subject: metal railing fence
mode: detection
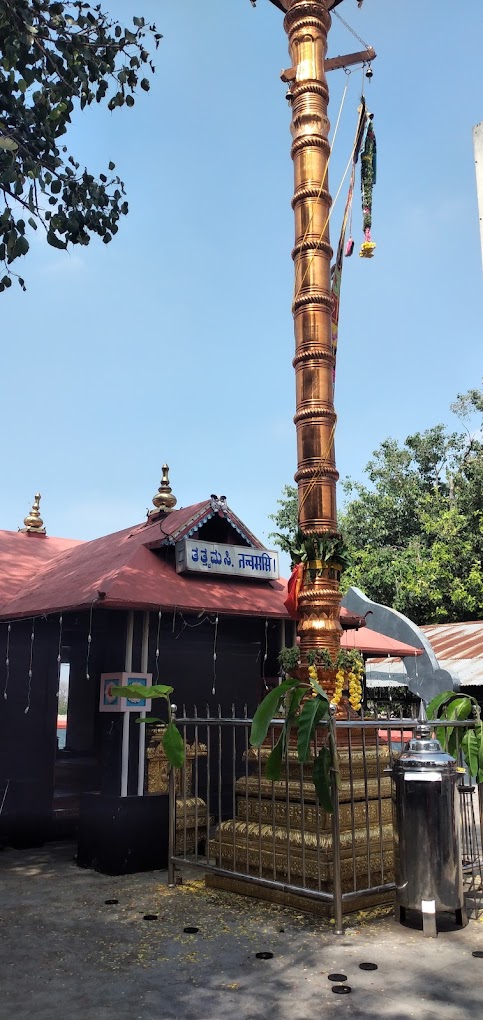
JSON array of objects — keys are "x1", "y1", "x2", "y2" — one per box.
[{"x1": 167, "y1": 706, "x2": 483, "y2": 932}]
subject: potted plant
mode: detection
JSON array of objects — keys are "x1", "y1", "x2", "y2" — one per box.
[{"x1": 250, "y1": 646, "x2": 364, "y2": 812}]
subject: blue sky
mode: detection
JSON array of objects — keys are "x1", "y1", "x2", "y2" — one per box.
[{"x1": 1, "y1": 0, "x2": 482, "y2": 579}]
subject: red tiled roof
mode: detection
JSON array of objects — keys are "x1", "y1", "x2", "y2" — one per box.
[
  {"x1": 0, "y1": 506, "x2": 284, "y2": 621},
  {"x1": 0, "y1": 529, "x2": 80, "y2": 607},
  {"x1": 0, "y1": 503, "x2": 367, "y2": 626}
]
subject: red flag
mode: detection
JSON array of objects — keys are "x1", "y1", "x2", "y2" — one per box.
[{"x1": 284, "y1": 563, "x2": 303, "y2": 619}]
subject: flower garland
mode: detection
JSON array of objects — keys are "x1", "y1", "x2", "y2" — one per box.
[
  {"x1": 359, "y1": 115, "x2": 376, "y2": 259},
  {"x1": 347, "y1": 663, "x2": 364, "y2": 711},
  {"x1": 302, "y1": 648, "x2": 364, "y2": 710}
]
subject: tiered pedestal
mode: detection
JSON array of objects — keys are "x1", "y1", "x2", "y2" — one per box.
[
  {"x1": 206, "y1": 742, "x2": 394, "y2": 917},
  {"x1": 146, "y1": 729, "x2": 209, "y2": 854}
]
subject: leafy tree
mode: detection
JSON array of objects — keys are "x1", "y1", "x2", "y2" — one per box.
[
  {"x1": 270, "y1": 387, "x2": 483, "y2": 624},
  {"x1": 0, "y1": 0, "x2": 161, "y2": 291}
]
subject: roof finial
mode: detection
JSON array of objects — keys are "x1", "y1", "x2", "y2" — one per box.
[
  {"x1": 21, "y1": 492, "x2": 46, "y2": 534},
  {"x1": 149, "y1": 464, "x2": 177, "y2": 516}
]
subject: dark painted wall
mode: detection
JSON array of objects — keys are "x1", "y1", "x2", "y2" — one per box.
[
  {"x1": 0, "y1": 606, "x2": 282, "y2": 843},
  {"x1": 0, "y1": 617, "x2": 59, "y2": 845}
]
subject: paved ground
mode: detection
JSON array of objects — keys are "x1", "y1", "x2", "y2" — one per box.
[{"x1": 1, "y1": 841, "x2": 483, "y2": 1020}]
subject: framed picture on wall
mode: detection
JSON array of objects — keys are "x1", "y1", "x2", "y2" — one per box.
[{"x1": 99, "y1": 672, "x2": 152, "y2": 712}]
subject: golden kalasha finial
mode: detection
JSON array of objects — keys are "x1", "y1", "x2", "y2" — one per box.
[
  {"x1": 21, "y1": 492, "x2": 46, "y2": 534},
  {"x1": 149, "y1": 464, "x2": 177, "y2": 516}
]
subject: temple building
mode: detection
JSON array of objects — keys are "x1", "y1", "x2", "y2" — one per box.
[{"x1": 0, "y1": 469, "x2": 422, "y2": 851}]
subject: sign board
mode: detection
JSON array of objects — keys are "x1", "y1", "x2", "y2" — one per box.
[
  {"x1": 99, "y1": 672, "x2": 152, "y2": 713},
  {"x1": 175, "y1": 539, "x2": 279, "y2": 580}
]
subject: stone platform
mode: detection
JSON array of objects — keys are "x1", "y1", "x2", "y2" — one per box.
[{"x1": 208, "y1": 743, "x2": 395, "y2": 916}]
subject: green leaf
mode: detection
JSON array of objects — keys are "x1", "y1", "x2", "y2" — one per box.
[
  {"x1": 280, "y1": 686, "x2": 305, "y2": 757},
  {"x1": 46, "y1": 232, "x2": 67, "y2": 250},
  {"x1": 436, "y1": 697, "x2": 473, "y2": 756},
  {"x1": 50, "y1": 179, "x2": 62, "y2": 194},
  {"x1": 265, "y1": 733, "x2": 284, "y2": 781},
  {"x1": 284, "y1": 686, "x2": 305, "y2": 728},
  {"x1": 149, "y1": 684, "x2": 174, "y2": 698},
  {"x1": 477, "y1": 723, "x2": 483, "y2": 784},
  {"x1": 250, "y1": 679, "x2": 299, "y2": 747},
  {"x1": 110, "y1": 684, "x2": 147, "y2": 700},
  {"x1": 313, "y1": 746, "x2": 333, "y2": 813},
  {"x1": 13, "y1": 236, "x2": 29, "y2": 258},
  {"x1": 135, "y1": 715, "x2": 161, "y2": 725},
  {"x1": 308, "y1": 676, "x2": 330, "y2": 701},
  {"x1": 461, "y1": 729, "x2": 479, "y2": 778},
  {"x1": 297, "y1": 697, "x2": 329, "y2": 763},
  {"x1": 427, "y1": 691, "x2": 463, "y2": 718},
  {"x1": 162, "y1": 722, "x2": 185, "y2": 768},
  {"x1": 0, "y1": 136, "x2": 18, "y2": 151}
]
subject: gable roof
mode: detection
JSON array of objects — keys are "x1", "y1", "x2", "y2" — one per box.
[
  {"x1": 0, "y1": 501, "x2": 366, "y2": 627},
  {"x1": 142, "y1": 501, "x2": 263, "y2": 549},
  {"x1": 0, "y1": 503, "x2": 283, "y2": 621}
]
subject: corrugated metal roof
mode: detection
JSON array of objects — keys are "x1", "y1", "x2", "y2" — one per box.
[
  {"x1": 367, "y1": 623, "x2": 483, "y2": 687},
  {"x1": 432, "y1": 657, "x2": 483, "y2": 685},
  {"x1": 366, "y1": 676, "x2": 408, "y2": 689},
  {"x1": 421, "y1": 622, "x2": 483, "y2": 686},
  {"x1": 421, "y1": 622, "x2": 483, "y2": 660}
]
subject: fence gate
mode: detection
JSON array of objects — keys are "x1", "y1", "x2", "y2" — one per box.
[{"x1": 168, "y1": 707, "x2": 483, "y2": 930}]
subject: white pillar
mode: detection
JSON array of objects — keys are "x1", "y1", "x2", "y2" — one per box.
[
  {"x1": 137, "y1": 611, "x2": 150, "y2": 795},
  {"x1": 121, "y1": 610, "x2": 134, "y2": 797}
]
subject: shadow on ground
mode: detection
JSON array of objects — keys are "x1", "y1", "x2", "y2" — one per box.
[{"x1": 1, "y1": 842, "x2": 483, "y2": 1020}]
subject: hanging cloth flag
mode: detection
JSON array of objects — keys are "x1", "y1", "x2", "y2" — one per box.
[
  {"x1": 331, "y1": 99, "x2": 368, "y2": 382},
  {"x1": 331, "y1": 163, "x2": 355, "y2": 381},
  {"x1": 359, "y1": 115, "x2": 376, "y2": 257},
  {"x1": 283, "y1": 562, "x2": 304, "y2": 619}
]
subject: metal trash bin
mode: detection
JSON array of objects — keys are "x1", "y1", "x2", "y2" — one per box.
[{"x1": 389, "y1": 702, "x2": 467, "y2": 937}]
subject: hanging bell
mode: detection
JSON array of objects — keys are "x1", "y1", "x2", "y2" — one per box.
[
  {"x1": 365, "y1": 65, "x2": 373, "y2": 81},
  {"x1": 285, "y1": 87, "x2": 293, "y2": 103}
]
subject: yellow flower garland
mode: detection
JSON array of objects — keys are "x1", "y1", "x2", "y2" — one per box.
[{"x1": 307, "y1": 657, "x2": 364, "y2": 710}]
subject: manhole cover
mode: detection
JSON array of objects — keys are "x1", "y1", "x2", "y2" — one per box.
[
  {"x1": 256, "y1": 952, "x2": 274, "y2": 960},
  {"x1": 472, "y1": 951, "x2": 483, "y2": 958},
  {"x1": 359, "y1": 962, "x2": 378, "y2": 971},
  {"x1": 328, "y1": 974, "x2": 347, "y2": 982},
  {"x1": 183, "y1": 926, "x2": 199, "y2": 934},
  {"x1": 143, "y1": 914, "x2": 158, "y2": 921},
  {"x1": 332, "y1": 985, "x2": 351, "y2": 994},
  {"x1": 104, "y1": 899, "x2": 118, "y2": 905}
]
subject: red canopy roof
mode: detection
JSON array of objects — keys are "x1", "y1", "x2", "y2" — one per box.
[{"x1": 341, "y1": 626, "x2": 422, "y2": 658}]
